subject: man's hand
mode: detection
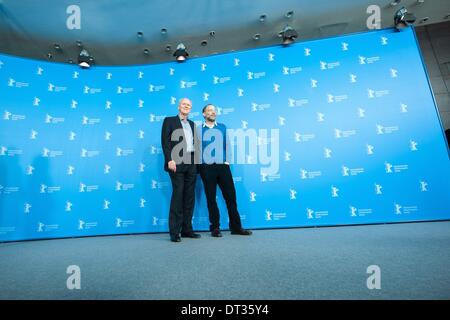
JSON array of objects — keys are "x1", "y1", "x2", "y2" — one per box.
[{"x1": 168, "y1": 160, "x2": 176, "y2": 172}]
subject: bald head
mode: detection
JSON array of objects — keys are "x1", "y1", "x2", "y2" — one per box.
[
  {"x1": 179, "y1": 98, "x2": 192, "y2": 106},
  {"x1": 178, "y1": 98, "x2": 192, "y2": 119}
]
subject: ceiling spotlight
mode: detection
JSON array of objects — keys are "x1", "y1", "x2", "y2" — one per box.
[
  {"x1": 280, "y1": 25, "x2": 298, "y2": 45},
  {"x1": 76, "y1": 40, "x2": 82, "y2": 47},
  {"x1": 78, "y1": 49, "x2": 93, "y2": 68},
  {"x1": 173, "y1": 43, "x2": 188, "y2": 62},
  {"x1": 253, "y1": 33, "x2": 261, "y2": 40},
  {"x1": 285, "y1": 11, "x2": 294, "y2": 18},
  {"x1": 161, "y1": 28, "x2": 167, "y2": 34},
  {"x1": 46, "y1": 53, "x2": 53, "y2": 60},
  {"x1": 143, "y1": 48, "x2": 150, "y2": 55},
  {"x1": 68, "y1": 59, "x2": 74, "y2": 64},
  {"x1": 54, "y1": 43, "x2": 62, "y2": 51},
  {"x1": 201, "y1": 40, "x2": 208, "y2": 46},
  {"x1": 394, "y1": 7, "x2": 416, "y2": 29},
  {"x1": 165, "y1": 44, "x2": 172, "y2": 52},
  {"x1": 390, "y1": 0, "x2": 401, "y2": 6},
  {"x1": 137, "y1": 31, "x2": 144, "y2": 38},
  {"x1": 419, "y1": 17, "x2": 429, "y2": 23},
  {"x1": 259, "y1": 14, "x2": 267, "y2": 22},
  {"x1": 416, "y1": 0, "x2": 425, "y2": 4},
  {"x1": 445, "y1": 13, "x2": 450, "y2": 20},
  {"x1": 209, "y1": 31, "x2": 216, "y2": 37}
]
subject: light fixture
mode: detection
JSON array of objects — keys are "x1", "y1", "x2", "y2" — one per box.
[
  {"x1": 173, "y1": 43, "x2": 188, "y2": 62},
  {"x1": 285, "y1": 11, "x2": 294, "y2": 18},
  {"x1": 54, "y1": 43, "x2": 62, "y2": 51},
  {"x1": 394, "y1": 7, "x2": 416, "y2": 29},
  {"x1": 76, "y1": 40, "x2": 82, "y2": 47},
  {"x1": 419, "y1": 17, "x2": 429, "y2": 23},
  {"x1": 280, "y1": 25, "x2": 298, "y2": 45},
  {"x1": 46, "y1": 53, "x2": 53, "y2": 60},
  {"x1": 201, "y1": 40, "x2": 208, "y2": 46},
  {"x1": 143, "y1": 48, "x2": 150, "y2": 55},
  {"x1": 253, "y1": 33, "x2": 261, "y2": 41},
  {"x1": 161, "y1": 28, "x2": 167, "y2": 34},
  {"x1": 390, "y1": 0, "x2": 401, "y2": 6},
  {"x1": 78, "y1": 49, "x2": 93, "y2": 68},
  {"x1": 445, "y1": 13, "x2": 450, "y2": 20},
  {"x1": 209, "y1": 31, "x2": 216, "y2": 37},
  {"x1": 137, "y1": 31, "x2": 143, "y2": 38},
  {"x1": 259, "y1": 14, "x2": 267, "y2": 22},
  {"x1": 165, "y1": 44, "x2": 172, "y2": 52}
]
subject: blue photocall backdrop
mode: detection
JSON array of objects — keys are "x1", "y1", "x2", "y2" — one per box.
[{"x1": 1, "y1": 27, "x2": 449, "y2": 242}]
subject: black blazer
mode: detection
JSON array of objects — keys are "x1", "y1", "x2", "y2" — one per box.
[{"x1": 161, "y1": 115, "x2": 200, "y2": 172}]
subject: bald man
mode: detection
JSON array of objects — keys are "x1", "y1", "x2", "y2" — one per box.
[{"x1": 161, "y1": 98, "x2": 201, "y2": 242}]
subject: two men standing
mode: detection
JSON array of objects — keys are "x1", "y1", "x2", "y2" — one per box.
[{"x1": 160, "y1": 98, "x2": 251, "y2": 242}]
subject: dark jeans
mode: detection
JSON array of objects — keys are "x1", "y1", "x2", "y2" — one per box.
[
  {"x1": 199, "y1": 164, "x2": 242, "y2": 232},
  {"x1": 168, "y1": 163, "x2": 197, "y2": 237}
]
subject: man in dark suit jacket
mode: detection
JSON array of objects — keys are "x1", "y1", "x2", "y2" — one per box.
[{"x1": 161, "y1": 98, "x2": 201, "y2": 242}]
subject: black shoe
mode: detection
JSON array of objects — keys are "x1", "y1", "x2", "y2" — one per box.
[
  {"x1": 211, "y1": 229, "x2": 223, "y2": 237},
  {"x1": 170, "y1": 235, "x2": 181, "y2": 242},
  {"x1": 181, "y1": 232, "x2": 201, "y2": 239},
  {"x1": 231, "y1": 228, "x2": 252, "y2": 236}
]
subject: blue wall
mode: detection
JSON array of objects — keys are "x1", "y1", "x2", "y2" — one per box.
[{"x1": 1, "y1": 27, "x2": 449, "y2": 242}]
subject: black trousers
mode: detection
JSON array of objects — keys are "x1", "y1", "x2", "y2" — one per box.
[
  {"x1": 168, "y1": 163, "x2": 197, "y2": 237},
  {"x1": 199, "y1": 164, "x2": 242, "y2": 232}
]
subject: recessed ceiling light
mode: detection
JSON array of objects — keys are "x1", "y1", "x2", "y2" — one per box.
[
  {"x1": 253, "y1": 33, "x2": 261, "y2": 40},
  {"x1": 209, "y1": 31, "x2": 215, "y2": 37},
  {"x1": 173, "y1": 43, "x2": 188, "y2": 62},
  {"x1": 285, "y1": 11, "x2": 294, "y2": 18},
  {"x1": 161, "y1": 28, "x2": 167, "y2": 34},
  {"x1": 419, "y1": 17, "x2": 429, "y2": 23},
  {"x1": 280, "y1": 25, "x2": 298, "y2": 45},
  {"x1": 201, "y1": 40, "x2": 208, "y2": 46},
  {"x1": 165, "y1": 44, "x2": 171, "y2": 52},
  {"x1": 54, "y1": 43, "x2": 61, "y2": 51},
  {"x1": 78, "y1": 49, "x2": 93, "y2": 68},
  {"x1": 394, "y1": 7, "x2": 416, "y2": 29},
  {"x1": 143, "y1": 48, "x2": 150, "y2": 55},
  {"x1": 137, "y1": 31, "x2": 143, "y2": 38},
  {"x1": 47, "y1": 53, "x2": 53, "y2": 60},
  {"x1": 76, "y1": 40, "x2": 82, "y2": 47},
  {"x1": 259, "y1": 14, "x2": 267, "y2": 22},
  {"x1": 390, "y1": 0, "x2": 401, "y2": 6}
]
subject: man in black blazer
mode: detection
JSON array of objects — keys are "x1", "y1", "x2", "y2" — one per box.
[{"x1": 161, "y1": 98, "x2": 201, "y2": 242}]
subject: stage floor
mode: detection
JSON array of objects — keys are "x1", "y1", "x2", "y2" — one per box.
[{"x1": 1, "y1": 221, "x2": 449, "y2": 300}]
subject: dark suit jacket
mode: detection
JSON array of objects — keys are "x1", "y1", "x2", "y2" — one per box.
[{"x1": 161, "y1": 115, "x2": 200, "y2": 172}]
